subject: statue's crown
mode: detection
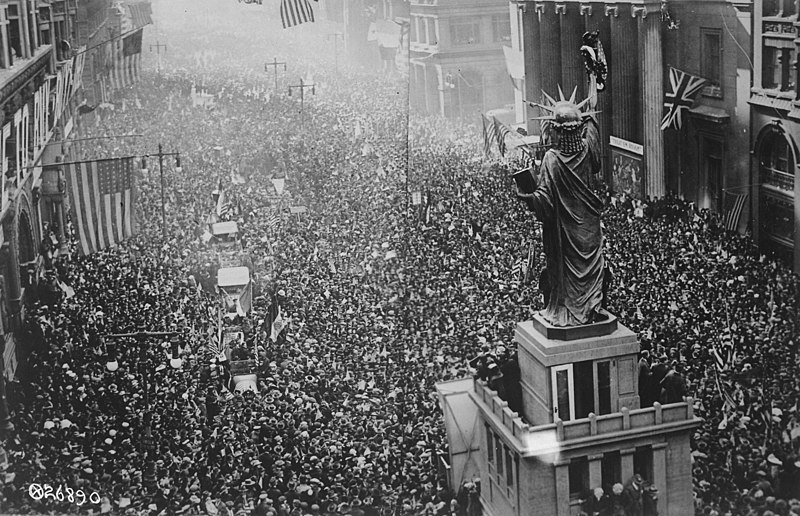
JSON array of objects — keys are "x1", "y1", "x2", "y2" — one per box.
[{"x1": 530, "y1": 86, "x2": 599, "y2": 132}]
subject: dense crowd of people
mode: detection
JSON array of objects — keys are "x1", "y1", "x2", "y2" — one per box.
[{"x1": 0, "y1": 0, "x2": 798, "y2": 515}]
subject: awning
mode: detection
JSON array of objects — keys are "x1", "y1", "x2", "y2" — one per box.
[
  {"x1": 688, "y1": 105, "x2": 730, "y2": 125},
  {"x1": 217, "y1": 266, "x2": 250, "y2": 288}
]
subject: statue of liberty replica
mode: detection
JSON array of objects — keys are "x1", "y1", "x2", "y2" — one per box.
[{"x1": 515, "y1": 87, "x2": 605, "y2": 327}]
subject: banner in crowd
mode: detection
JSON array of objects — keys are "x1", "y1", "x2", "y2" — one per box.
[{"x1": 65, "y1": 157, "x2": 138, "y2": 256}]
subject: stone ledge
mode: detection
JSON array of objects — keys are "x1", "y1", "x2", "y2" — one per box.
[{"x1": 531, "y1": 308, "x2": 618, "y2": 341}]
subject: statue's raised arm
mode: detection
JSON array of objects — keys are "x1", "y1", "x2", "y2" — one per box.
[{"x1": 516, "y1": 88, "x2": 605, "y2": 327}]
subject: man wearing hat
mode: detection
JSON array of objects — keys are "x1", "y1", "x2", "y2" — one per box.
[{"x1": 623, "y1": 474, "x2": 646, "y2": 516}]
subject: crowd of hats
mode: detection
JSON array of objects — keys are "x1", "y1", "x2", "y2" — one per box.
[{"x1": 0, "y1": 3, "x2": 799, "y2": 516}]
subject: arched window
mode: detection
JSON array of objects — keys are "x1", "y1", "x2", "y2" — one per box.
[
  {"x1": 760, "y1": 131, "x2": 795, "y2": 191},
  {"x1": 17, "y1": 210, "x2": 35, "y2": 288}
]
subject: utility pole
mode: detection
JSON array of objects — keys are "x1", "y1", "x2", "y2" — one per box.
[
  {"x1": 325, "y1": 33, "x2": 344, "y2": 71},
  {"x1": 149, "y1": 41, "x2": 167, "y2": 72},
  {"x1": 264, "y1": 57, "x2": 287, "y2": 92},
  {"x1": 103, "y1": 329, "x2": 181, "y2": 486},
  {"x1": 287, "y1": 78, "x2": 315, "y2": 130},
  {"x1": 141, "y1": 145, "x2": 181, "y2": 240}
]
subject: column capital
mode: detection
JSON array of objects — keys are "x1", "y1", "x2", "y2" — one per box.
[
  {"x1": 555, "y1": 3, "x2": 567, "y2": 15},
  {"x1": 534, "y1": 2, "x2": 546, "y2": 18},
  {"x1": 605, "y1": 4, "x2": 619, "y2": 17},
  {"x1": 580, "y1": 3, "x2": 593, "y2": 17},
  {"x1": 632, "y1": 5, "x2": 648, "y2": 18}
]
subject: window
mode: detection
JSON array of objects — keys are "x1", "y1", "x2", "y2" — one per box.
[
  {"x1": 701, "y1": 29, "x2": 722, "y2": 97},
  {"x1": 762, "y1": 46, "x2": 796, "y2": 92},
  {"x1": 760, "y1": 131, "x2": 795, "y2": 191},
  {"x1": 450, "y1": 18, "x2": 480, "y2": 46},
  {"x1": 601, "y1": 452, "x2": 621, "y2": 491},
  {"x1": 7, "y1": 3, "x2": 23, "y2": 64},
  {"x1": 486, "y1": 426, "x2": 493, "y2": 463},
  {"x1": 568, "y1": 457, "x2": 589, "y2": 499},
  {"x1": 597, "y1": 361, "x2": 612, "y2": 415},
  {"x1": 634, "y1": 446, "x2": 653, "y2": 482},
  {"x1": 764, "y1": 0, "x2": 792, "y2": 17},
  {"x1": 495, "y1": 435, "x2": 503, "y2": 478},
  {"x1": 427, "y1": 18, "x2": 437, "y2": 46},
  {"x1": 492, "y1": 15, "x2": 511, "y2": 43},
  {"x1": 504, "y1": 447, "x2": 514, "y2": 487}
]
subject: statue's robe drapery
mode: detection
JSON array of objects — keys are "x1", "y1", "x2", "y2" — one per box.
[{"x1": 528, "y1": 122, "x2": 604, "y2": 326}]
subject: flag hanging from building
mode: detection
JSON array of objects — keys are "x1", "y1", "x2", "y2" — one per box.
[
  {"x1": 481, "y1": 114, "x2": 498, "y2": 157},
  {"x1": 502, "y1": 46, "x2": 525, "y2": 92},
  {"x1": 661, "y1": 67, "x2": 708, "y2": 130},
  {"x1": 724, "y1": 192, "x2": 748, "y2": 232},
  {"x1": 280, "y1": 0, "x2": 318, "y2": 29},
  {"x1": 65, "y1": 158, "x2": 138, "y2": 256},
  {"x1": 124, "y1": 1, "x2": 153, "y2": 29},
  {"x1": 493, "y1": 117, "x2": 511, "y2": 156}
]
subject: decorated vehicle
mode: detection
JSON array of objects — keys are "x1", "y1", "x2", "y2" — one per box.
[
  {"x1": 216, "y1": 325, "x2": 258, "y2": 393},
  {"x1": 217, "y1": 266, "x2": 253, "y2": 317}
]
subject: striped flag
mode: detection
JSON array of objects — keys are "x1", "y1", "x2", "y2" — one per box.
[
  {"x1": 265, "y1": 213, "x2": 280, "y2": 231},
  {"x1": 216, "y1": 179, "x2": 232, "y2": 219},
  {"x1": 65, "y1": 158, "x2": 138, "y2": 256},
  {"x1": 493, "y1": 117, "x2": 511, "y2": 156},
  {"x1": 724, "y1": 192, "x2": 747, "y2": 232},
  {"x1": 661, "y1": 67, "x2": 707, "y2": 130},
  {"x1": 481, "y1": 114, "x2": 498, "y2": 157},
  {"x1": 280, "y1": 0, "x2": 318, "y2": 29}
]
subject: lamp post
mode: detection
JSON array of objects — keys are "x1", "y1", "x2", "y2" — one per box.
[
  {"x1": 288, "y1": 78, "x2": 315, "y2": 130},
  {"x1": 149, "y1": 41, "x2": 167, "y2": 73},
  {"x1": 141, "y1": 144, "x2": 181, "y2": 240},
  {"x1": 103, "y1": 329, "x2": 181, "y2": 487},
  {"x1": 264, "y1": 58, "x2": 287, "y2": 92},
  {"x1": 325, "y1": 33, "x2": 344, "y2": 71}
]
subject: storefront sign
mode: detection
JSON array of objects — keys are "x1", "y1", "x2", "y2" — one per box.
[{"x1": 610, "y1": 136, "x2": 644, "y2": 155}]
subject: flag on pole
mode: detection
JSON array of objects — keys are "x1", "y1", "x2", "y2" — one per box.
[
  {"x1": 724, "y1": 192, "x2": 748, "y2": 232},
  {"x1": 216, "y1": 178, "x2": 231, "y2": 219},
  {"x1": 661, "y1": 67, "x2": 708, "y2": 130},
  {"x1": 65, "y1": 158, "x2": 138, "y2": 256},
  {"x1": 270, "y1": 305, "x2": 286, "y2": 342},
  {"x1": 280, "y1": 0, "x2": 318, "y2": 29},
  {"x1": 493, "y1": 117, "x2": 510, "y2": 156},
  {"x1": 481, "y1": 114, "x2": 497, "y2": 157}
]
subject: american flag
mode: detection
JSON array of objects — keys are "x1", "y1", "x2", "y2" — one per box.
[
  {"x1": 65, "y1": 158, "x2": 138, "y2": 256},
  {"x1": 265, "y1": 213, "x2": 280, "y2": 231},
  {"x1": 216, "y1": 179, "x2": 232, "y2": 219},
  {"x1": 493, "y1": 117, "x2": 511, "y2": 156},
  {"x1": 481, "y1": 114, "x2": 498, "y2": 157},
  {"x1": 661, "y1": 67, "x2": 707, "y2": 130},
  {"x1": 724, "y1": 192, "x2": 748, "y2": 232},
  {"x1": 280, "y1": 0, "x2": 318, "y2": 29},
  {"x1": 110, "y1": 29, "x2": 143, "y2": 90}
]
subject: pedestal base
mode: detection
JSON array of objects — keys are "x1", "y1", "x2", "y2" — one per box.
[{"x1": 532, "y1": 309, "x2": 618, "y2": 341}]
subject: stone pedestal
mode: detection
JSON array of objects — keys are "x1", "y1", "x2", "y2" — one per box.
[{"x1": 516, "y1": 313, "x2": 640, "y2": 426}]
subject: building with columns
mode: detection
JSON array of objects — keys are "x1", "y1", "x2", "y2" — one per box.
[
  {"x1": 0, "y1": 0, "x2": 87, "y2": 427},
  {"x1": 749, "y1": 0, "x2": 800, "y2": 272},
  {"x1": 509, "y1": 0, "x2": 752, "y2": 213},
  {"x1": 409, "y1": 0, "x2": 514, "y2": 120}
]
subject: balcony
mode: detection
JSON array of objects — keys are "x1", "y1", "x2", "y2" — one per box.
[
  {"x1": 472, "y1": 379, "x2": 701, "y2": 457},
  {"x1": 0, "y1": 45, "x2": 53, "y2": 102}
]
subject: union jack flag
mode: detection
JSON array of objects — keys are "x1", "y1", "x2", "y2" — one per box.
[{"x1": 661, "y1": 67, "x2": 708, "y2": 130}]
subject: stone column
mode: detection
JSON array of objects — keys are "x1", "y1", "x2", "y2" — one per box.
[
  {"x1": 521, "y1": 4, "x2": 542, "y2": 134},
  {"x1": 609, "y1": 5, "x2": 640, "y2": 143},
  {"x1": 554, "y1": 460, "x2": 571, "y2": 516},
  {"x1": 620, "y1": 447, "x2": 636, "y2": 482},
  {"x1": 1, "y1": 221, "x2": 21, "y2": 315},
  {"x1": 560, "y1": 6, "x2": 585, "y2": 98},
  {"x1": 588, "y1": 453, "x2": 603, "y2": 490},
  {"x1": 638, "y1": 6, "x2": 665, "y2": 199},
  {"x1": 538, "y1": 4, "x2": 562, "y2": 97},
  {"x1": 653, "y1": 443, "x2": 668, "y2": 516}
]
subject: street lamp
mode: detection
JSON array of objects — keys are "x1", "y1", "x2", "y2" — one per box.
[
  {"x1": 140, "y1": 145, "x2": 182, "y2": 240},
  {"x1": 169, "y1": 336, "x2": 182, "y2": 370},
  {"x1": 105, "y1": 339, "x2": 119, "y2": 372}
]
